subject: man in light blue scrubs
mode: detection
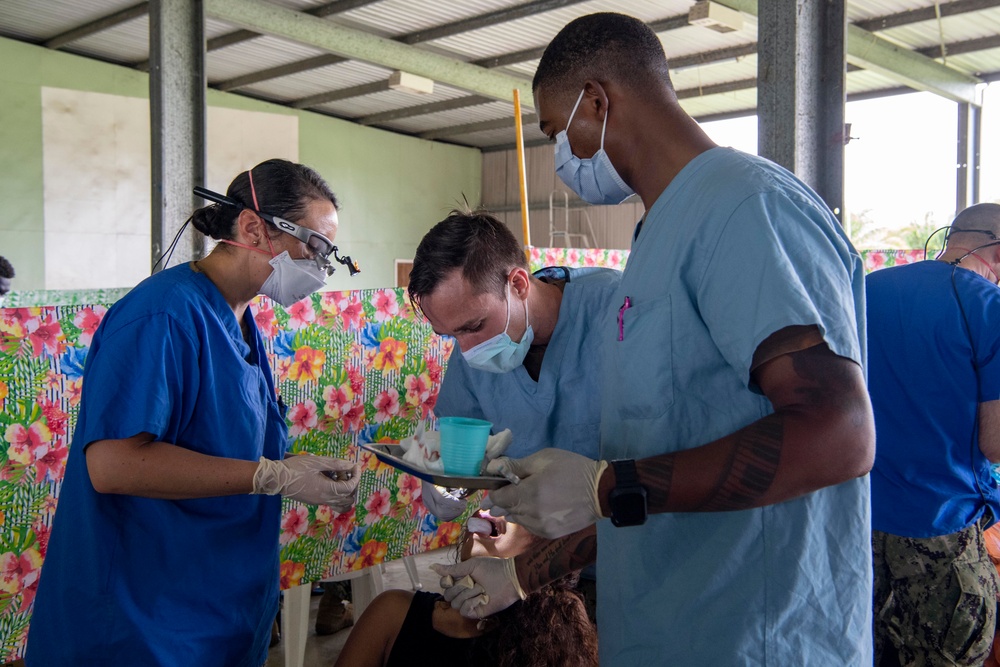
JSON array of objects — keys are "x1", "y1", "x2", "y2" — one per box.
[
  {"x1": 435, "y1": 14, "x2": 875, "y2": 666},
  {"x1": 407, "y1": 210, "x2": 620, "y2": 501}
]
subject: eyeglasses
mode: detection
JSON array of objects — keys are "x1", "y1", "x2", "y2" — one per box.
[{"x1": 194, "y1": 186, "x2": 360, "y2": 277}]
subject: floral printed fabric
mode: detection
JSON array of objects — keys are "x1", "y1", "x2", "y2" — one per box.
[
  {"x1": 0, "y1": 288, "x2": 464, "y2": 662},
  {"x1": 527, "y1": 246, "x2": 926, "y2": 275}
]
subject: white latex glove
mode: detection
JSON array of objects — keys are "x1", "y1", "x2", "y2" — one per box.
[
  {"x1": 482, "y1": 448, "x2": 608, "y2": 539},
  {"x1": 252, "y1": 455, "x2": 360, "y2": 511},
  {"x1": 420, "y1": 481, "x2": 467, "y2": 521},
  {"x1": 483, "y1": 429, "x2": 514, "y2": 463},
  {"x1": 430, "y1": 558, "x2": 525, "y2": 619}
]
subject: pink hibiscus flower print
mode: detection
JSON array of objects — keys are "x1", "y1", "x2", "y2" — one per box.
[
  {"x1": 331, "y1": 506, "x2": 356, "y2": 535},
  {"x1": 26, "y1": 315, "x2": 64, "y2": 358},
  {"x1": 364, "y1": 488, "x2": 391, "y2": 524},
  {"x1": 396, "y1": 473, "x2": 421, "y2": 505},
  {"x1": 347, "y1": 366, "x2": 365, "y2": 395},
  {"x1": 373, "y1": 289, "x2": 399, "y2": 322},
  {"x1": 33, "y1": 439, "x2": 69, "y2": 483},
  {"x1": 6, "y1": 421, "x2": 52, "y2": 466},
  {"x1": 322, "y1": 383, "x2": 354, "y2": 419},
  {"x1": 287, "y1": 300, "x2": 316, "y2": 330},
  {"x1": 341, "y1": 402, "x2": 365, "y2": 433},
  {"x1": 338, "y1": 294, "x2": 365, "y2": 331},
  {"x1": 373, "y1": 389, "x2": 401, "y2": 422},
  {"x1": 253, "y1": 303, "x2": 277, "y2": 338},
  {"x1": 280, "y1": 507, "x2": 310, "y2": 545},
  {"x1": 37, "y1": 398, "x2": 69, "y2": 437},
  {"x1": 0, "y1": 548, "x2": 43, "y2": 612},
  {"x1": 73, "y1": 305, "x2": 107, "y2": 346},
  {"x1": 288, "y1": 400, "x2": 318, "y2": 437}
]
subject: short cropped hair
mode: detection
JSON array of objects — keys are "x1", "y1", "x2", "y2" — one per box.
[
  {"x1": 0, "y1": 257, "x2": 13, "y2": 280},
  {"x1": 532, "y1": 12, "x2": 672, "y2": 96},
  {"x1": 948, "y1": 203, "x2": 1000, "y2": 242},
  {"x1": 408, "y1": 210, "x2": 527, "y2": 309}
]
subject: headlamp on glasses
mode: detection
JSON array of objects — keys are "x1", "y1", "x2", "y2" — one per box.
[{"x1": 193, "y1": 186, "x2": 360, "y2": 277}]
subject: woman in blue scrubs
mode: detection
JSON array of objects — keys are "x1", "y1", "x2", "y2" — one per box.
[{"x1": 26, "y1": 159, "x2": 360, "y2": 667}]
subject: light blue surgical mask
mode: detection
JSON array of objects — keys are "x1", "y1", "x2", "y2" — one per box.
[
  {"x1": 462, "y1": 283, "x2": 534, "y2": 374},
  {"x1": 554, "y1": 89, "x2": 635, "y2": 206}
]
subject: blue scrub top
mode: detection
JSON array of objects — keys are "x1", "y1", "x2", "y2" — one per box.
[
  {"x1": 868, "y1": 261, "x2": 1000, "y2": 537},
  {"x1": 26, "y1": 264, "x2": 288, "y2": 667},
  {"x1": 435, "y1": 267, "x2": 620, "y2": 459},
  {"x1": 596, "y1": 147, "x2": 871, "y2": 666}
]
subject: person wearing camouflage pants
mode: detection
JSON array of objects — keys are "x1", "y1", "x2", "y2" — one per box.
[
  {"x1": 873, "y1": 520, "x2": 1000, "y2": 666},
  {"x1": 867, "y1": 204, "x2": 1000, "y2": 667}
]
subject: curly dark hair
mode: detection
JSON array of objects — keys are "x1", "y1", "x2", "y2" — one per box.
[
  {"x1": 452, "y1": 532, "x2": 598, "y2": 667},
  {"x1": 476, "y1": 573, "x2": 598, "y2": 667}
]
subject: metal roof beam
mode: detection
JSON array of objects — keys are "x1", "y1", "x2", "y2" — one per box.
[
  {"x1": 398, "y1": 0, "x2": 590, "y2": 45},
  {"x1": 205, "y1": 0, "x2": 383, "y2": 52},
  {"x1": 918, "y1": 34, "x2": 1000, "y2": 59},
  {"x1": 44, "y1": 2, "x2": 149, "y2": 50},
  {"x1": 357, "y1": 95, "x2": 492, "y2": 125},
  {"x1": 716, "y1": 0, "x2": 981, "y2": 104},
  {"x1": 215, "y1": 53, "x2": 346, "y2": 92},
  {"x1": 420, "y1": 114, "x2": 538, "y2": 140},
  {"x1": 205, "y1": 0, "x2": 534, "y2": 105},
  {"x1": 854, "y1": 0, "x2": 1000, "y2": 32},
  {"x1": 290, "y1": 80, "x2": 388, "y2": 108},
  {"x1": 217, "y1": 0, "x2": 581, "y2": 97}
]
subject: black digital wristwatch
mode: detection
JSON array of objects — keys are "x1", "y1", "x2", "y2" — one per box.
[{"x1": 608, "y1": 459, "x2": 648, "y2": 527}]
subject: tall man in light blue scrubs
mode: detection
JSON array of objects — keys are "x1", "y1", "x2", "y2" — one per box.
[{"x1": 435, "y1": 13, "x2": 876, "y2": 666}]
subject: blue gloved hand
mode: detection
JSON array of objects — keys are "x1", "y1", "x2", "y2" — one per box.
[{"x1": 482, "y1": 448, "x2": 608, "y2": 539}]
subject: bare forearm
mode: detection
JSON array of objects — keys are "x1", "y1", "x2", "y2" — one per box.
[
  {"x1": 599, "y1": 350, "x2": 875, "y2": 515},
  {"x1": 514, "y1": 525, "x2": 597, "y2": 592},
  {"x1": 86, "y1": 436, "x2": 259, "y2": 499}
]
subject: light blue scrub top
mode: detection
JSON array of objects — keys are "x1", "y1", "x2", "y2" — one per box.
[
  {"x1": 27, "y1": 264, "x2": 287, "y2": 667},
  {"x1": 435, "y1": 267, "x2": 620, "y2": 459},
  {"x1": 597, "y1": 147, "x2": 871, "y2": 666}
]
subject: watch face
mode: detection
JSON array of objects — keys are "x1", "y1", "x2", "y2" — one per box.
[{"x1": 610, "y1": 489, "x2": 647, "y2": 527}]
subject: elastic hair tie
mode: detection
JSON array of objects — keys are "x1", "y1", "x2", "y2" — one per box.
[{"x1": 248, "y1": 168, "x2": 260, "y2": 210}]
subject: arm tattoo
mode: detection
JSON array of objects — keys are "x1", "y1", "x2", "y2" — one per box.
[
  {"x1": 694, "y1": 415, "x2": 783, "y2": 511},
  {"x1": 518, "y1": 529, "x2": 597, "y2": 592}
]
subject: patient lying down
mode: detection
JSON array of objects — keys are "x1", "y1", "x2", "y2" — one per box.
[{"x1": 333, "y1": 513, "x2": 597, "y2": 667}]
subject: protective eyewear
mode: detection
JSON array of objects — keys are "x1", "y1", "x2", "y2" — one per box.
[{"x1": 193, "y1": 186, "x2": 360, "y2": 277}]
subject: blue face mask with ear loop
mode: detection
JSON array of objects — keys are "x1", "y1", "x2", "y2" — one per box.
[
  {"x1": 554, "y1": 88, "x2": 635, "y2": 205},
  {"x1": 461, "y1": 282, "x2": 535, "y2": 374}
]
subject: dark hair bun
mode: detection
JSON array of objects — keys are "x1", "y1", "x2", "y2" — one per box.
[{"x1": 191, "y1": 204, "x2": 235, "y2": 240}]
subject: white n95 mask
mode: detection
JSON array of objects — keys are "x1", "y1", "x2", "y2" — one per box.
[
  {"x1": 462, "y1": 284, "x2": 534, "y2": 374},
  {"x1": 259, "y1": 251, "x2": 327, "y2": 307},
  {"x1": 554, "y1": 88, "x2": 635, "y2": 206}
]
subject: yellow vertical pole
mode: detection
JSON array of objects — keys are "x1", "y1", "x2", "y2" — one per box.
[{"x1": 512, "y1": 88, "x2": 531, "y2": 257}]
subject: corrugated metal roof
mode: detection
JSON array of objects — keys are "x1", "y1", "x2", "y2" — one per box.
[{"x1": 1, "y1": 0, "x2": 998, "y2": 149}]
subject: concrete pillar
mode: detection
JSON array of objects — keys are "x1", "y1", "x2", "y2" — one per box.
[
  {"x1": 956, "y1": 102, "x2": 982, "y2": 213},
  {"x1": 757, "y1": 0, "x2": 846, "y2": 223},
  {"x1": 149, "y1": 0, "x2": 206, "y2": 270}
]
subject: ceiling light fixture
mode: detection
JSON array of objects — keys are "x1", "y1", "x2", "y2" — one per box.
[
  {"x1": 388, "y1": 71, "x2": 435, "y2": 95},
  {"x1": 688, "y1": 1, "x2": 743, "y2": 34}
]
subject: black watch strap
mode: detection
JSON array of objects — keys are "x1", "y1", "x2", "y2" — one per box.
[{"x1": 612, "y1": 459, "x2": 640, "y2": 486}]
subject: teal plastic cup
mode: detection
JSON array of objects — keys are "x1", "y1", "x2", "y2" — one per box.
[{"x1": 438, "y1": 417, "x2": 492, "y2": 476}]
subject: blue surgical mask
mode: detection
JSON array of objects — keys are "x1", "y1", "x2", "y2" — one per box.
[
  {"x1": 462, "y1": 283, "x2": 534, "y2": 374},
  {"x1": 554, "y1": 89, "x2": 635, "y2": 206}
]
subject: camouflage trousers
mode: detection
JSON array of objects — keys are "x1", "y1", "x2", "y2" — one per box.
[{"x1": 874, "y1": 520, "x2": 1000, "y2": 667}]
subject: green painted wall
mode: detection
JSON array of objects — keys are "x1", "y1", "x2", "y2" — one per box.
[{"x1": 0, "y1": 37, "x2": 482, "y2": 291}]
